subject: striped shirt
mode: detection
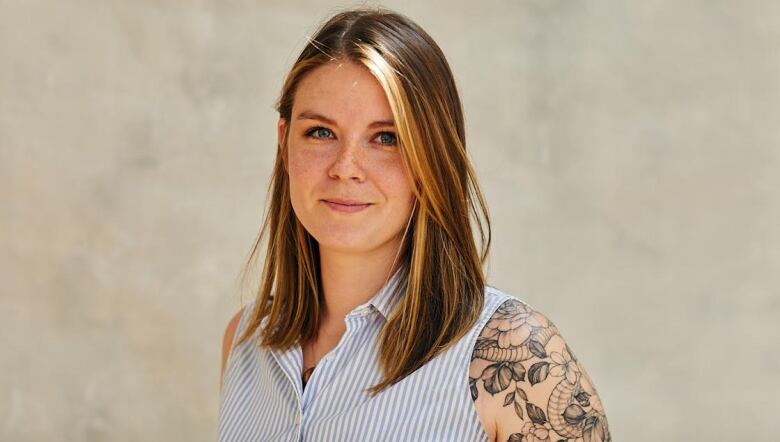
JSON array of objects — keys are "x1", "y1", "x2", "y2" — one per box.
[{"x1": 218, "y1": 266, "x2": 514, "y2": 441}]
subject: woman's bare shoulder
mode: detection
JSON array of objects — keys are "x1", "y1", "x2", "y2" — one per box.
[
  {"x1": 220, "y1": 306, "x2": 247, "y2": 388},
  {"x1": 469, "y1": 297, "x2": 611, "y2": 442}
]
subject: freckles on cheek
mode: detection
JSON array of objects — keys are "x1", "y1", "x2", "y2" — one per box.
[
  {"x1": 288, "y1": 152, "x2": 325, "y2": 202},
  {"x1": 377, "y1": 157, "x2": 413, "y2": 190},
  {"x1": 289, "y1": 151, "x2": 316, "y2": 179}
]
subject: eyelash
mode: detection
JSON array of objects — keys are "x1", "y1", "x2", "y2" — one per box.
[{"x1": 304, "y1": 126, "x2": 398, "y2": 146}]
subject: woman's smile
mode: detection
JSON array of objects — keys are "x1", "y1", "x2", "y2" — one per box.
[{"x1": 321, "y1": 199, "x2": 373, "y2": 213}]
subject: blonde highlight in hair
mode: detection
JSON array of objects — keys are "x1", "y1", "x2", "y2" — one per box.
[{"x1": 234, "y1": 6, "x2": 492, "y2": 396}]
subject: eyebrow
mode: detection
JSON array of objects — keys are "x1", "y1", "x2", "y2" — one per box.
[{"x1": 295, "y1": 110, "x2": 395, "y2": 129}]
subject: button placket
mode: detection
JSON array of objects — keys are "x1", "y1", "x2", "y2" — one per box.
[
  {"x1": 300, "y1": 312, "x2": 375, "y2": 410},
  {"x1": 301, "y1": 320, "x2": 358, "y2": 410}
]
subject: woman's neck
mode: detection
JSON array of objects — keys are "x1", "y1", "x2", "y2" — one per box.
[{"x1": 317, "y1": 243, "x2": 404, "y2": 323}]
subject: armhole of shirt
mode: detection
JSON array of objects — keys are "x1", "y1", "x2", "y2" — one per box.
[
  {"x1": 226, "y1": 300, "x2": 256, "y2": 366},
  {"x1": 465, "y1": 287, "x2": 515, "y2": 382},
  {"x1": 467, "y1": 288, "x2": 536, "y2": 364},
  {"x1": 460, "y1": 287, "x2": 514, "y2": 441}
]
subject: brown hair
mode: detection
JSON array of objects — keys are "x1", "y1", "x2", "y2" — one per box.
[{"x1": 234, "y1": 6, "x2": 491, "y2": 395}]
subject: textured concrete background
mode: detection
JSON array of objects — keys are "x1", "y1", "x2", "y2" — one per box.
[{"x1": 1, "y1": 1, "x2": 778, "y2": 441}]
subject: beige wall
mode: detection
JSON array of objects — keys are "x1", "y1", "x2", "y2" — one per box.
[{"x1": 2, "y1": 1, "x2": 778, "y2": 440}]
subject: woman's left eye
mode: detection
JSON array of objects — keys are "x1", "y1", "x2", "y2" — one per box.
[
  {"x1": 375, "y1": 132, "x2": 397, "y2": 146},
  {"x1": 306, "y1": 127, "x2": 334, "y2": 139}
]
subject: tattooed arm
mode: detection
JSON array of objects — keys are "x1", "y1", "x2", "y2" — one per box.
[{"x1": 469, "y1": 298, "x2": 611, "y2": 442}]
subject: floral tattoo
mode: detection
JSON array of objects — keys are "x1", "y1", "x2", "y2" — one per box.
[{"x1": 470, "y1": 299, "x2": 611, "y2": 442}]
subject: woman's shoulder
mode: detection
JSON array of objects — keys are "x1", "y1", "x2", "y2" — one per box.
[
  {"x1": 470, "y1": 289, "x2": 612, "y2": 441},
  {"x1": 220, "y1": 304, "x2": 250, "y2": 389},
  {"x1": 480, "y1": 286, "x2": 539, "y2": 325},
  {"x1": 220, "y1": 300, "x2": 259, "y2": 360}
]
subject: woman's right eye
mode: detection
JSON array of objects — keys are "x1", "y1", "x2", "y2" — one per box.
[{"x1": 305, "y1": 127, "x2": 334, "y2": 139}]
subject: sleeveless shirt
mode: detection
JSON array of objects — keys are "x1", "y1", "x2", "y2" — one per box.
[{"x1": 218, "y1": 265, "x2": 514, "y2": 442}]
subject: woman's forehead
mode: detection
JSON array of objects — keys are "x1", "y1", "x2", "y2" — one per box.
[{"x1": 292, "y1": 61, "x2": 394, "y2": 125}]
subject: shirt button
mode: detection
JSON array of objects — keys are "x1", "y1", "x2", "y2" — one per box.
[{"x1": 294, "y1": 414, "x2": 301, "y2": 424}]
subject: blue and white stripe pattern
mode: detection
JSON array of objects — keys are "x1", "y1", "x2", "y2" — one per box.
[{"x1": 218, "y1": 265, "x2": 514, "y2": 441}]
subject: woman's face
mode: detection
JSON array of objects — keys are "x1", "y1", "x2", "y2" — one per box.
[{"x1": 278, "y1": 60, "x2": 415, "y2": 257}]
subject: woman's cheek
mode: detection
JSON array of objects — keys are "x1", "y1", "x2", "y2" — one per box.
[{"x1": 289, "y1": 149, "x2": 321, "y2": 182}]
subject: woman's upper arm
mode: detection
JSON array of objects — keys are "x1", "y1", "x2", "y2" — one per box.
[
  {"x1": 470, "y1": 298, "x2": 611, "y2": 442},
  {"x1": 220, "y1": 307, "x2": 246, "y2": 389}
]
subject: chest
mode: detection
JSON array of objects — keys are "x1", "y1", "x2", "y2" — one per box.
[
  {"x1": 220, "y1": 321, "x2": 490, "y2": 441},
  {"x1": 218, "y1": 291, "x2": 511, "y2": 442},
  {"x1": 301, "y1": 332, "x2": 343, "y2": 386}
]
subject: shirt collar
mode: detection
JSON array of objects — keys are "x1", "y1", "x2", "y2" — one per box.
[{"x1": 348, "y1": 262, "x2": 408, "y2": 321}]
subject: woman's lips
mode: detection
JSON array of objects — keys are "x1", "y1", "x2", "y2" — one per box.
[{"x1": 321, "y1": 199, "x2": 372, "y2": 213}]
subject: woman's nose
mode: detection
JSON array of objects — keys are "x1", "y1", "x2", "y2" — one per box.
[{"x1": 327, "y1": 138, "x2": 366, "y2": 182}]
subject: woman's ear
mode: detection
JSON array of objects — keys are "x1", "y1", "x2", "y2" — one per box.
[{"x1": 277, "y1": 117, "x2": 288, "y2": 172}]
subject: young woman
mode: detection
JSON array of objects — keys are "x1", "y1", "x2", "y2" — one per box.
[{"x1": 218, "y1": 7, "x2": 611, "y2": 442}]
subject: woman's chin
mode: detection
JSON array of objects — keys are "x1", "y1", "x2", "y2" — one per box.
[{"x1": 317, "y1": 238, "x2": 370, "y2": 253}]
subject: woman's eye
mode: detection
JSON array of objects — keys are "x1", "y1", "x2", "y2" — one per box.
[
  {"x1": 375, "y1": 132, "x2": 397, "y2": 146},
  {"x1": 306, "y1": 127, "x2": 334, "y2": 139}
]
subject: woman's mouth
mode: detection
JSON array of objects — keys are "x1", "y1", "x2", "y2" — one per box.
[{"x1": 321, "y1": 199, "x2": 372, "y2": 213}]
